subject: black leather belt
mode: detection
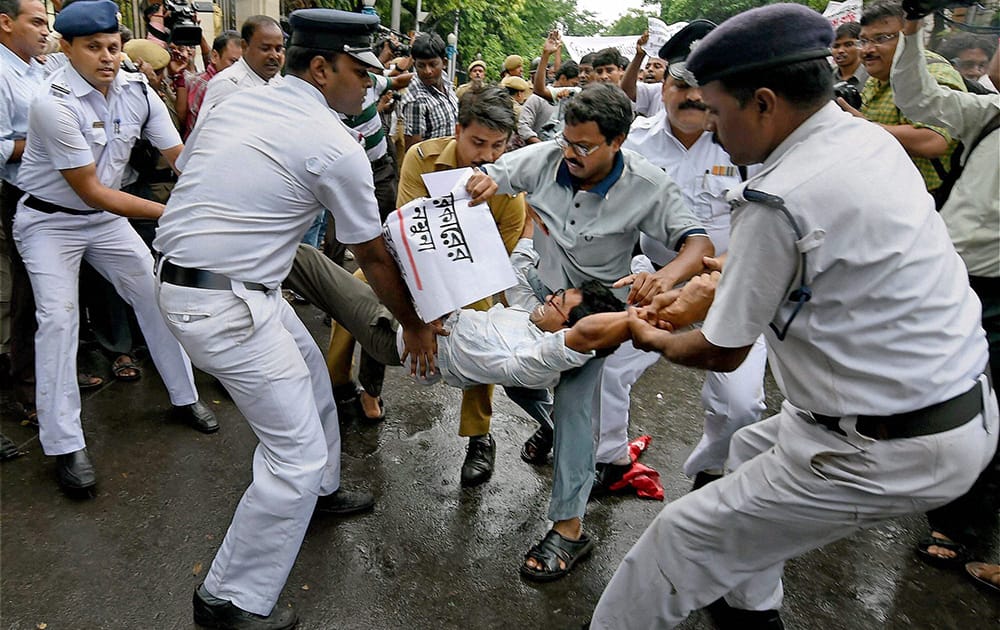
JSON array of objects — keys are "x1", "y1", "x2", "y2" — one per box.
[
  {"x1": 24, "y1": 195, "x2": 102, "y2": 215},
  {"x1": 159, "y1": 259, "x2": 271, "y2": 293},
  {"x1": 812, "y1": 373, "x2": 989, "y2": 440}
]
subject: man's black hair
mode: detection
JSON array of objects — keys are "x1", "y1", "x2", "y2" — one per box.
[
  {"x1": 860, "y1": 0, "x2": 904, "y2": 26},
  {"x1": 0, "y1": 0, "x2": 21, "y2": 18},
  {"x1": 562, "y1": 82, "x2": 633, "y2": 144},
  {"x1": 566, "y1": 280, "x2": 625, "y2": 326},
  {"x1": 213, "y1": 29, "x2": 241, "y2": 54},
  {"x1": 119, "y1": 24, "x2": 133, "y2": 44},
  {"x1": 241, "y1": 15, "x2": 280, "y2": 44},
  {"x1": 579, "y1": 52, "x2": 596, "y2": 66},
  {"x1": 939, "y1": 32, "x2": 997, "y2": 62},
  {"x1": 834, "y1": 22, "x2": 861, "y2": 39},
  {"x1": 411, "y1": 32, "x2": 446, "y2": 60},
  {"x1": 284, "y1": 45, "x2": 337, "y2": 74},
  {"x1": 142, "y1": 1, "x2": 161, "y2": 21},
  {"x1": 591, "y1": 47, "x2": 623, "y2": 69},
  {"x1": 458, "y1": 86, "x2": 516, "y2": 137},
  {"x1": 555, "y1": 61, "x2": 579, "y2": 81},
  {"x1": 718, "y1": 58, "x2": 834, "y2": 111}
]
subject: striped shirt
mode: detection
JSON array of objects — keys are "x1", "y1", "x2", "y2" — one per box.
[
  {"x1": 399, "y1": 77, "x2": 458, "y2": 141},
  {"x1": 340, "y1": 72, "x2": 392, "y2": 161},
  {"x1": 861, "y1": 50, "x2": 966, "y2": 192}
]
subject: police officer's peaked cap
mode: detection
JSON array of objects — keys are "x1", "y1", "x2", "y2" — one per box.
[
  {"x1": 686, "y1": 3, "x2": 833, "y2": 86},
  {"x1": 658, "y1": 20, "x2": 717, "y2": 82},
  {"x1": 288, "y1": 9, "x2": 382, "y2": 70},
  {"x1": 54, "y1": 0, "x2": 120, "y2": 39}
]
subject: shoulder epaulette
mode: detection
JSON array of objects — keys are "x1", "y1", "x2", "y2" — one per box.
[{"x1": 50, "y1": 83, "x2": 70, "y2": 97}]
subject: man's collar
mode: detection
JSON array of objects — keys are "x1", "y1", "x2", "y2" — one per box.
[
  {"x1": 0, "y1": 43, "x2": 38, "y2": 75},
  {"x1": 555, "y1": 150, "x2": 625, "y2": 196},
  {"x1": 282, "y1": 74, "x2": 328, "y2": 108},
  {"x1": 65, "y1": 62, "x2": 124, "y2": 97},
  {"x1": 762, "y1": 101, "x2": 841, "y2": 171},
  {"x1": 434, "y1": 139, "x2": 460, "y2": 169}
]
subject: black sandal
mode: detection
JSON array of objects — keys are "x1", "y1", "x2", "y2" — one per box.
[
  {"x1": 520, "y1": 424, "x2": 553, "y2": 465},
  {"x1": 916, "y1": 534, "x2": 968, "y2": 569},
  {"x1": 520, "y1": 529, "x2": 594, "y2": 582}
]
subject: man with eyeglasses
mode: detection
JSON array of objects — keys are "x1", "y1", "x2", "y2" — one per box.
[
  {"x1": 939, "y1": 32, "x2": 997, "y2": 93},
  {"x1": 836, "y1": 0, "x2": 966, "y2": 201},
  {"x1": 478, "y1": 82, "x2": 711, "y2": 581},
  {"x1": 831, "y1": 22, "x2": 868, "y2": 86}
]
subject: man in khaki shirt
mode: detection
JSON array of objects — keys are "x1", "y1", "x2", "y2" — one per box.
[{"x1": 329, "y1": 86, "x2": 525, "y2": 487}]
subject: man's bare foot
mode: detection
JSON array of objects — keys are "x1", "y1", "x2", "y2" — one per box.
[
  {"x1": 926, "y1": 531, "x2": 958, "y2": 560},
  {"x1": 917, "y1": 530, "x2": 968, "y2": 567}
]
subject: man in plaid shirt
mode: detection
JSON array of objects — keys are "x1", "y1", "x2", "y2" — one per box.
[
  {"x1": 184, "y1": 30, "x2": 242, "y2": 137},
  {"x1": 838, "y1": 1, "x2": 965, "y2": 197},
  {"x1": 399, "y1": 32, "x2": 458, "y2": 151}
]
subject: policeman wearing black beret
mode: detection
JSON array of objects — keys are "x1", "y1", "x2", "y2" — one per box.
[{"x1": 589, "y1": 4, "x2": 995, "y2": 629}]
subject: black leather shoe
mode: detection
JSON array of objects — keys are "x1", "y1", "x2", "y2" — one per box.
[
  {"x1": 193, "y1": 584, "x2": 298, "y2": 630},
  {"x1": 691, "y1": 470, "x2": 723, "y2": 491},
  {"x1": 589, "y1": 462, "x2": 632, "y2": 499},
  {"x1": 332, "y1": 383, "x2": 363, "y2": 424},
  {"x1": 175, "y1": 400, "x2": 219, "y2": 433},
  {"x1": 460, "y1": 433, "x2": 495, "y2": 487},
  {"x1": 314, "y1": 488, "x2": 375, "y2": 516},
  {"x1": 56, "y1": 448, "x2": 96, "y2": 493},
  {"x1": 706, "y1": 598, "x2": 784, "y2": 630}
]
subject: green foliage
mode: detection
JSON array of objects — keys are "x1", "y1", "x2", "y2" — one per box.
[
  {"x1": 656, "y1": 0, "x2": 829, "y2": 25},
  {"x1": 606, "y1": 8, "x2": 659, "y2": 36}
]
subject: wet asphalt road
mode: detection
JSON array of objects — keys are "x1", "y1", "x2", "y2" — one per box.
[{"x1": 1, "y1": 301, "x2": 998, "y2": 629}]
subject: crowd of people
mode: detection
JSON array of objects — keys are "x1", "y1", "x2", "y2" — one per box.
[{"x1": 1, "y1": 0, "x2": 998, "y2": 628}]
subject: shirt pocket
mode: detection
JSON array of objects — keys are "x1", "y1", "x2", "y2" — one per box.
[
  {"x1": 697, "y1": 174, "x2": 740, "y2": 220},
  {"x1": 104, "y1": 122, "x2": 143, "y2": 171}
]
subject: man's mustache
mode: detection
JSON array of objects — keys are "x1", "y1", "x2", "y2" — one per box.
[{"x1": 678, "y1": 101, "x2": 708, "y2": 111}]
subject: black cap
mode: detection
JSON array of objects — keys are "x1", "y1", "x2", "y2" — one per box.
[
  {"x1": 686, "y1": 3, "x2": 833, "y2": 86},
  {"x1": 658, "y1": 20, "x2": 717, "y2": 83},
  {"x1": 288, "y1": 9, "x2": 382, "y2": 70}
]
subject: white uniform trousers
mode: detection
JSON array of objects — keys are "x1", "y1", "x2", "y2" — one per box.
[
  {"x1": 591, "y1": 377, "x2": 999, "y2": 629},
  {"x1": 12, "y1": 207, "x2": 197, "y2": 455},
  {"x1": 595, "y1": 336, "x2": 767, "y2": 472},
  {"x1": 157, "y1": 280, "x2": 341, "y2": 616}
]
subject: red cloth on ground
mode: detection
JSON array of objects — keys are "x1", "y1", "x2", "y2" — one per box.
[{"x1": 608, "y1": 435, "x2": 664, "y2": 501}]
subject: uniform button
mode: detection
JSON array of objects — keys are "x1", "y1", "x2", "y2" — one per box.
[
  {"x1": 574, "y1": 203, "x2": 581, "y2": 208},
  {"x1": 182, "y1": 314, "x2": 191, "y2": 322},
  {"x1": 570, "y1": 220, "x2": 575, "y2": 225}
]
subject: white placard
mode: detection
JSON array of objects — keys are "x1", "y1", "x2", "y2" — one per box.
[
  {"x1": 823, "y1": 0, "x2": 862, "y2": 27},
  {"x1": 382, "y1": 182, "x2": 516, "y2": 323},
  {"x1": 644, "y1": 18, "x2": 688, "y2": 58}
]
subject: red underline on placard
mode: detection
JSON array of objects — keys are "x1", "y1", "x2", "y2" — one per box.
[{"x1": 397, "y1": 211, "x2": 423, "y2": 291}]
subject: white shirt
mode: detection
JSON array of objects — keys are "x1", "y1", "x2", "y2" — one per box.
[
  {"x1": 0, "y1": 44, "x2": 48, "y2": 184},
  {"x1": 197, "y1": 56, "x2": 284, "y2": 118},
  {"x1": 625, "y1": 109, "x2": 742, "y2": 260},
  {"x1": 17, "y1": 64, "x2": 180, "y2": 210},
  {"x1": 892, "y1": 33, "x2": 999, "y2": 278},
  {"x1": 633, "y1": 81, "x2": 663, "y2": 117},
  {"x1": 702, "y1": 102, "x2": 987, "y2": 416},
  {"x1": 154, "y1": 75, "x2": 381, "y2": 288}
]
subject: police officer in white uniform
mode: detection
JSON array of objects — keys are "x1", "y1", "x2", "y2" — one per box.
[
  {"x1": 594, "y1": 21, "x2": 768, "y2": 491},
  {"x1": 12, "y1": 0, "x2": 215, "y2": 496},
  {"x1": 589, "y1": 5, "x2": 997, "y2": 628},
  {"x1": 153, "y1": 9, "x2": 440, "y2": 629}
]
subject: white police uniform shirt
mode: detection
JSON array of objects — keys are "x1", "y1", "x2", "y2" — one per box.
[
  {"x1": 17, "y1": 63, "x2": 180, "y2": 209},
  {"x1": 154, "y1": 74, "x2": 381, "y2": 288},
  {"x1": 0, "y1": 43, "x2": 47, "y2": 184},
  {"x1": 197, "y1": 56, "x2": 284, "y2": 119},
  {"x1": 703, "y1": 102, "x2": 987, "y2": 414},
  {"x1": 625, "y1": 109, "x2": 741, "y2": 260}
]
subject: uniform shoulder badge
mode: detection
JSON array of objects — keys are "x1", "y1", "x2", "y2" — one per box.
[{"x1": 49, "y1": 82, "x2": 70, "y2": 97}]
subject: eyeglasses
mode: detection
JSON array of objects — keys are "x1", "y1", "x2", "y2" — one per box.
[
  {"x1": 555, "y1": 133, "x2": 600, "y2": 158},
  {"x1": 857, "y1": 33, "x2": 899, "y2": 48},
  {"x1": 952, "y1": 58, "x2": 988, "y2": 71},
  {"x1": 546, "y1": 288, "x2": 570, "y2": 325}
]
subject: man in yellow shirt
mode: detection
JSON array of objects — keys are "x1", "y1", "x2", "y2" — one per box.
[{"x1": 329, "y1": 86, "x2": 526, "y2": 487}]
